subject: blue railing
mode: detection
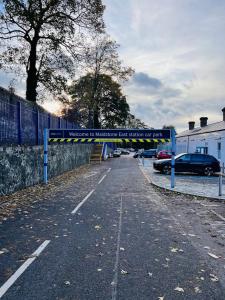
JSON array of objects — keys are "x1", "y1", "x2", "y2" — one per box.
[{"x1": 0, "y1": 99, "x2": 79, "y2": 146}]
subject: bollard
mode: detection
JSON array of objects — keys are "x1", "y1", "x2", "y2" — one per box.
[
  {"x1": 219, "y1": 160, "x2": 222, "y2": 196},
  {"x1": 142, "y1": 156, "x2": 144, "y2": 166},
  {"x1": 44, "y1": 128, "x2": 48, "y2": 184}
]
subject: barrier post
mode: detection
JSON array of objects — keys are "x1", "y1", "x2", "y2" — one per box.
[
  {"x1": 17, "y1": 101, "x2": 22, "y2": 145},
  {"x1": 44, "y1": 128, "x2": 48, "y2": 184},
  {"x1": 171, "y1": 129, "x2": 176, "y2": 188},
  {"x1": 219, "y1": 160, "x2": 222, "y2": 196}
]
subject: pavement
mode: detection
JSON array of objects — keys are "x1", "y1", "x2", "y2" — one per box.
[
  {"x1": 0, "y1": 155, "x2": 225, "y2": 299},
  {"x1": 141, "y1": 158, "x2": 225, "y2": 200}
]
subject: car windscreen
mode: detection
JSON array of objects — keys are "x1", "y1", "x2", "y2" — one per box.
[{"x1": 175, "y1": 153, "x2": 187, "y2": 159}]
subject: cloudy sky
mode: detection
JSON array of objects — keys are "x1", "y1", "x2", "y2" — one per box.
[{"x1": 103, "y1": 0, "x2": 225, "y2": 132}]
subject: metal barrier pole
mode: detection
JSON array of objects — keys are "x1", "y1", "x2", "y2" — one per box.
[
  {"x1": 44, "y1": 128, "x2": 49, "y2": 184},
  {"x1": 171, "y1": 129, "x2": 176, "y2": 188},
  {"x1": 17, "y1": 101, "x2": 22, "y2": 145},
  {"x1": 142, "y1": 155, "x2": 144, "y2": 166},
  {"x1": 219, "y1": 160, "x2": 223, "y2": 196}
]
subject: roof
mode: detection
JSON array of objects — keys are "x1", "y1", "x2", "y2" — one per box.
[{"x1": 177, "y1": 121, "x2": 225, "y2": 138}]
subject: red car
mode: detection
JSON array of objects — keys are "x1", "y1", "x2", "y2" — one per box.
[{"x1": 157, "y1": 150, "x2": 172, "y2": 160}]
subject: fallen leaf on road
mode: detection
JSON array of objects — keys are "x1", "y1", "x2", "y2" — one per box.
[
  {"x1": 148, "y1": 272, "x2": 153, "y2": 277},
  {"x1": 174, "y1": 286, "x2": 184, "y2": 293},
  {"x1": 208, "y1": 253, "x2": 220, "y2": 259},
  {"x1": 165, "y1": 258, "x2": 170, "y2": 262},
  {"x1": 158, "y1": 297, "x2": 164, "y2": 300},
  {"x1": 0, "y1": 251, "x2": 4, "y2": 255},
  {"x1": 170, "y1": 248, "x2": 178, "y2": 253},
  {"x1": 95, "y1": 225, "x2": 101, "y2": 230},
  {"x1": 210, "y1": 274, "x2": 219, "y2": 282},
  {"x1": 121, "y1": 270, "x2": 128, "y2": 275},
  {"x1": 64, "y1": 281, "x2": 71, "y2": 285},
  {"x1": 97, "y1": 268, "x2": 102, "y2": 272},
  {"x1": 194, "y1": 287, "x2": 202, "y2": 293},
  {"x1": 120, "y1": 247, "x2": 125, "y2": 251}
]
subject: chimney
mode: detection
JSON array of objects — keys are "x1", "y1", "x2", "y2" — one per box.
[
  {"x1": 222, "y1": 107, "x2": 225, "y2": 121},
  {"x1": 188, "y1": 121, "x2": 195, "y2": 130},
  {"x1": 200, "y1": 117, "x2": 208, "y2": 127}
]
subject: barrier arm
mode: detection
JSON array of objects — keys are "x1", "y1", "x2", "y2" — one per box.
[
  {"x1": 171, "y1": 129, "x2": 176, "y2": 188},
  {"x1": 44, "y1": 128, "x2": 49, "y2": 184}
]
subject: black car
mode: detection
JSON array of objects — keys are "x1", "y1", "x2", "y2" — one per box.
[
  {"x1": 153, "y1": 153, "x2": 220, "y2": 176},
  {"x1": 140, "y1": 149, "x2": 157, "y2": 158}
]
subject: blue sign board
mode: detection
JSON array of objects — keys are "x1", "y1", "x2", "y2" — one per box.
[{"x1": 49, "y1": 129, "x2": 171, "y2": 139}]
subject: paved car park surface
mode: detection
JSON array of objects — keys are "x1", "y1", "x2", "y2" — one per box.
[
  {"x1": 0, "y1": 155, "x2": 225, "y2": 299},
  {"x1": 142, "y1": 158, "x2": 225, "y2": 200}
]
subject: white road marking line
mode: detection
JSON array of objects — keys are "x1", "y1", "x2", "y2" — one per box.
[
  {"x1": 71, "y1": 189, "x2": 95, "y2": 214},
  {"x1": 200, "y1": 204, "x2": 219, "y2": 207},
  {"x1": 98, "y1": 174, "x2": 107, "y2": 185},
  {"x1": 0, "y1": 240, "x2": 50, "y2": 299},
  {"x1": 111, "y1": 195, "x2": 123, "y2": 300},
  {"x1": 139, "y1": 166, "x2": 151, "y2": 184},
  {"x1": 210, "y1": 209, "x2": 225, "y2": 222},
  {"x1": 107, "y1": 168, "x2": 111, "y2": 173}
]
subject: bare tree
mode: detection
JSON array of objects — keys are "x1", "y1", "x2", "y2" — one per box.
[{"x1": 80, "y1": 33, "x2": 134, "y2": 127}]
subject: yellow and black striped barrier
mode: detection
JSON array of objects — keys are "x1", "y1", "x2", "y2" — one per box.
[{"x1": 48, "y1": 138, "x2": 171, "y2": 143}]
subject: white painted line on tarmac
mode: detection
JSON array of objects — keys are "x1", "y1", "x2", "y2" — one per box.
[
  {"x1": 111, "y1": 195, "x2": 123, "y2": 300},
  {"x1": 71, "y1": 189, "x2": 95, "y2": 214},
  {"x1": 139, "y1": 166, "x2": 151, "y2": 184},
  {"x1": 98, "y1": 174, "x2": 107, "y2": 185},
  {"x1": 0, "y1": 240, "x2": 50, "y2": 299},
  {"x1": 201, "y1": 204, "x2": 220, "y2": 207},
  {"x1": 210, "y1": 209, "x2": 225, "y2": 222}
]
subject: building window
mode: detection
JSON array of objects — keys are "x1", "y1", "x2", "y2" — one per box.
[
  {"x1": 196, "y1": 146, "x2": 208, "y2": 154},
  {"x1": 218, "y1": 142, "x2": 221, "y2": 159}
]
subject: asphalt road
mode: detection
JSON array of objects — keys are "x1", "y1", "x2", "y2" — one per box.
[{"x1": 0, "y1": 156, "x2": 225, "y2": 299}]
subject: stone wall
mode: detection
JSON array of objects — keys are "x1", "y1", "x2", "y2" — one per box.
[{"x1": 0, "y1": 144, "x2": 93, "y2": 195}]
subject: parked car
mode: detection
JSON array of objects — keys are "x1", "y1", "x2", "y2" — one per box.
[
  {"x1": 113, "y1": 149, "x2": 121, "y2": 157},
  {"x1": 153, "y1": 153, "x2": 220, "y2": 176},
  {"x1": 121, "y1": 149, "x2": 130, "y2": 155},
  {"x1": 140, "y1": 149, "x2": 157, "y2": 158},
  {"x1": 157, "y1": 150, "x2": 172, "y2": 160}
]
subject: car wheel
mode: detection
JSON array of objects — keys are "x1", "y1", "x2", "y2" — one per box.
[
  {"x1": 162, "y1": 165, "x2": 171, "y2": 175},
  {"x1": 204, "y1": 167, "x2": 214, "y2": 176}
]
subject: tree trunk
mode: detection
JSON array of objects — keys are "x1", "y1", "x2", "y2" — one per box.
[
  {"x1": 87, "y1": 110, "x2": 93, "y2": 128},
  {"x1": 26, "y1": 39, "x2": 38, "y2": 102},
  {"x1": 91, "y1": 74, "x2": 101, "y2": 128},
  {"x1": 93, "y1": 109, "x2": 100, "y2": 128}
]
